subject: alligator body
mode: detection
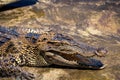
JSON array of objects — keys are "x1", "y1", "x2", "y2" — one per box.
[{"x1": 0, "y1": 26, "x2": 107, "y2": 80}]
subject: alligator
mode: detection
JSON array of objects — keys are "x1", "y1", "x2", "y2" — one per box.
[{"x1": 0, "y1": 26, "x2": 107, "y2": 80}]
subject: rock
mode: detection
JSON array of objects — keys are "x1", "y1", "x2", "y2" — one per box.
[{"x1": 0, "y1": 0, "x2": 120, "y2": 80}]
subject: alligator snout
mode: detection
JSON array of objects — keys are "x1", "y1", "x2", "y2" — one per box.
[
  {"x1": 73, "y1": 54, "x2": 105, "y2": 69},
  {"x1": 45, "y1": 50, "x2": 106, "y2": 69},
  {"x1": 77, "y1": 58, "x2": 105, "y2": 69}
]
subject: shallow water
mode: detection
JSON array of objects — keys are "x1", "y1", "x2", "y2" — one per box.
[{"x1": 0, "y1": 0, "x2": 120, "y2": 80}]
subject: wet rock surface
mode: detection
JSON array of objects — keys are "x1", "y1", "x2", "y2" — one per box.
[{"x1": 0, "y1": 0, "x2": 120, "y2": 80}]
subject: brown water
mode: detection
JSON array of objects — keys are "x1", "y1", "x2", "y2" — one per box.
[{"x1": 0, "y1": 0, "x2": 120, "y2": 80}]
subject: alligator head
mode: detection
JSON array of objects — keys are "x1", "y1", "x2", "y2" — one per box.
[
  {"x1": 39, "y1": 40, "x2": 108, "y2": 69},
  {"x1": 16, "y1": 31, "x2": 107, "y2": 70}
]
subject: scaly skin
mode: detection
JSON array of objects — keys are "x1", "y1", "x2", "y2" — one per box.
[{"x1": 0, "y1": 26, "x2": 108, "y2": 80}]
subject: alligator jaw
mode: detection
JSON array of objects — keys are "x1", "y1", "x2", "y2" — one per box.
[
  {"x1": 44, "y1": 50, "x2": 106, "y2": 69},
  {"x1": 75, "y1": 54, "x2": 106, "y2": 69}
]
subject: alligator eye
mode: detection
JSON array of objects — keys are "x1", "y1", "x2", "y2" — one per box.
[
  {"x1": 42, "y1": 38, "x2": 48, "y2": 41},
  {"x1": 18, "y1": 41, "x2": 22, "y2": 45}
]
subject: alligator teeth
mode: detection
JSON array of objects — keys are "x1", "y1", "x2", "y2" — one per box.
[{"x1": 99, "y1": 64, "x2": 107, "y2": 69}]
